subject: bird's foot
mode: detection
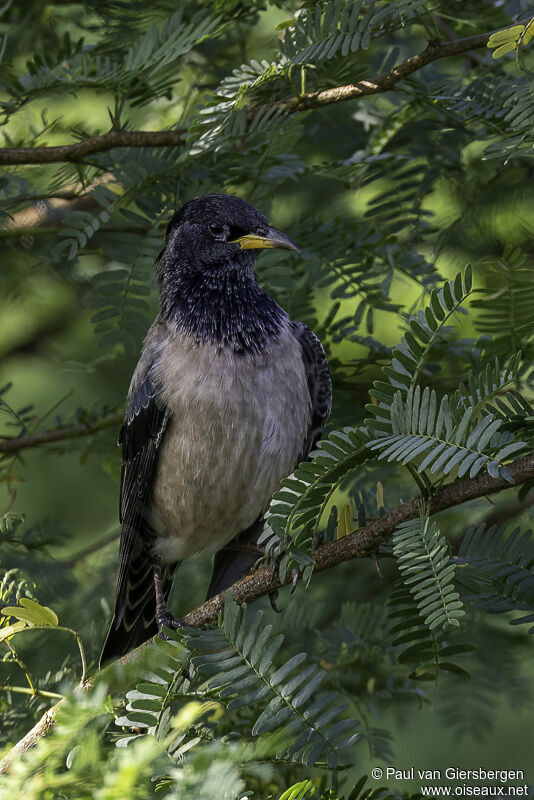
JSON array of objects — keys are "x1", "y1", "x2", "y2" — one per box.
[
  {"x1": 267, "y1": 567, "x2": 301, "y2": 614},
  {"x1": 153, "y1": 562, "x2": 184, "y2": 637},
  {"x1": 269, "y1": 556, "x2": 301, "y2": 589},
  {"x1": 157, "y1": 608, "x2": 184, "y2": 637}
]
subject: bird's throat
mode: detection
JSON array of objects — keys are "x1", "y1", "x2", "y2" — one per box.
[{"x1": 162, "y1": 267, "x2": 286, "y2": 354}]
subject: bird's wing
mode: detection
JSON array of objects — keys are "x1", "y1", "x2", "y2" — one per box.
[
  {"x1": 291, "y1": 320, "x2": 332, "y2": 461},
  {"x1": 100, "y1": 366, "x2": 171, "y2": 663},
  {"x1": 117, "y1": 368, "x2": 169, "y2": 589}
]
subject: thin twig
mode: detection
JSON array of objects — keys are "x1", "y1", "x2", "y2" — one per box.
[
  {"x1": 59, "y1": 528, "x2": 120, "y2": 568},
  {"x1": 0, "y1": 411, "x2": 123, "y2": 454},
  {"x1": 67, "y1": 628, "x2": 88, "y2": 686},
  {"x1": 431, "y1": 16, "x2": 485, "y2": 67},
  {"x1": 0, "y1": 685, "x2": 64, "y2": 701},
  {"x1": 285, "y1": 32, "x2": 493, "y2": 111},
  {"x1": 481, "y1": 489, "x2": 534, "y2": 526}
]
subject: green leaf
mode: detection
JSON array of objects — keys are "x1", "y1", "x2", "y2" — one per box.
[
  {"x1": 491, "y1": 41, "x2": 518, "y2": 59},
  {"x1": 393, "y1": 515, "x2": 465, "y2": 633},
  {"x1": 2, "y1": 598, "x2": 59, "y2": 627},
  {"x1": 0, "y1": 621, "x2": 27, "y2": 642},
  {"x1": 487, "y1": 25, "x2": 523, "y2": 48},
  {"x1": 279, "y1": 781, "x2": 314, "y2": 800}
]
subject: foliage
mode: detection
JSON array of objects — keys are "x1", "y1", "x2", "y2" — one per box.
[
  {"x1": 117, "y1": 594, "x2": 360, "y2": 771},
  {"x1": 1, "y1": 0, "x2": 534, "y2": 797},
  {"x1": 455, "y1": 523, "x2": 534, "y2": 630},
  {"x1": 392, "y1": 514, "x2": 465, "y2": 632}
]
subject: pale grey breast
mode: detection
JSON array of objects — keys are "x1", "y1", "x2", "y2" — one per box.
[{"x1": 147, "y1": 321, "x2": 311, "y2": 563}]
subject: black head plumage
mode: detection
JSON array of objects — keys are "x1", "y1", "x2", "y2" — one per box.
[
  {"x1": 156, "y1": 193, "x2": 299, "y2": 354},
  {"x1": 166, "y1": 193, "x2": 268, "y2": 241}
]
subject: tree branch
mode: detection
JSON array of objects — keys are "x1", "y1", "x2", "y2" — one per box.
[
  {"x1": 0, "y1": 225, "x2": 151, "y2": 239},
  {"x1": 0, "y1": 412, "x2": 123, "y2": 454},
  {"x1": 0, "y1": 130, "x2": 186, "y2": 166},
  {"x1": 0, "y1": 31, "x2": 494, "y2": 166},
  {"x1": 0, "y1": 172, "x2": 118, "y2": 233},
  {"x1": 59, "y1": 528, "x2": 120, "y2": 568},
  {"x1": 287, "y1": 32, "x2": 492, "y2": 111},
  {"x1": 180, "y1": 455, "x2": 534, "y2": 627},
  {"x1": 1, "y1": 453, "x2": 533, "y2": 773},
  {"x1": 0, "y1": 702, "x2": 63, "y2": 774},
  {"x1": 0, "y1": 306, "x2": 78, "y2": 360}
]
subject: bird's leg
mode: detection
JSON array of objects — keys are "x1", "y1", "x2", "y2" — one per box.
[{"x1": 153, "y1": 563, "x2": 183, "y2": 632}]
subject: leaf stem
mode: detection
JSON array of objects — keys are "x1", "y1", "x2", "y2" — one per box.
[
  {"x1": 5, "y1": 642, "x2": 36, "y2": 694},
  {"x1": 0, "y1": 684, "x2": 64, "y2": 700},
  {"x1": 56, "y1": 627, "x2": 88, "y2": 685}
]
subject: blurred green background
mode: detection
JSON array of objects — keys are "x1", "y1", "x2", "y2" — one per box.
[{"x1": 1, "y1": 0, "x2": 534, "y2": 793}]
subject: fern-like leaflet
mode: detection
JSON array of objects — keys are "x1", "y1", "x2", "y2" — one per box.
[
  {"x1": 264, "y1": 266, "x2": 526, "y2": 583},
  {"x1": 368, "y1": 385, "x2": 525, "y2": 481},
  {"x1": 280, "y1": 0, "x2": 432, "y2": 66},
  {"x1": 261, "y1": 427, "x2": 369, "y2": 580},
  {"x1": 367, "y1": 266, "x2": 473, "y2": 425},
  {"x1": 366, "y1": 266, "x2": 527, "y2": 481},
  {"x1": 392, "y1": 515, "x2": 465, "y2": 632},
  {"x1": 387, "y1": 582, "x2": 473, "y2": 682},
  {"x1": 186, "y1": 594, "x2": 361, "y2": 767},
  {"x1": 455, "y1": 524, "x2": 534, "y2": 632},
  {"x1": 116, "y1": 595, "x2": 361, "y2": 768}
]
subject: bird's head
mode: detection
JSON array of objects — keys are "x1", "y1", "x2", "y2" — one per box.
[
  {"x1": 158, "y1": 193, "x2": 299, "y2": 279},
  {"x1": 156, "y1": 194, "x2": 299, "y2": 348}
]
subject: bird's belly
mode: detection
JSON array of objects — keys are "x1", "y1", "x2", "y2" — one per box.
[{"x1": 149, "y1": 329, "x2": 310, "y2": 563}]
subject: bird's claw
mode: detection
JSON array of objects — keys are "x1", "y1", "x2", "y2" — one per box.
[
  {"x1": 371, "y1": 551, "x2": 383, "y2": 578},
  {"x1": 267, "y1": 567, "x2": 301, "y2": 612},
  {"x1": 157, "y1": 609, "x2": 185, "y2": 637}
]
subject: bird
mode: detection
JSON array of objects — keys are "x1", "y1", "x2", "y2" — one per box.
[{"x1": 100, "y1": 193, "x2": 332, "y2": 664}]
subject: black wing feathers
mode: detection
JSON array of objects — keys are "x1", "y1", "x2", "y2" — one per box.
[
  {"x1": 290, "y1": 321, "x2": 332, "y2": 461},
  {"x1": 117, "y1": 374, "x2": 168, "y2": 588},
  {"x1": 100, "y1": 371, "x2": 171, "y2": 665}
]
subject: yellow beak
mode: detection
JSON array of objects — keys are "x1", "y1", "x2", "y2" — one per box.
[{"x1": 230, "y1": 227, "x2": 300, "y2": 252}]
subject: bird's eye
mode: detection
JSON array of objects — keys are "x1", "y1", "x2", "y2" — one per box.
[{"x1": 208, "y1": 223, "x2": 227, "y2": 240}]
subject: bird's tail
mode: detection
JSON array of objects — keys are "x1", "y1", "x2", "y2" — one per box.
[{"x1": 99, "y1": 554, "x2": 175, "y2": 666}]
